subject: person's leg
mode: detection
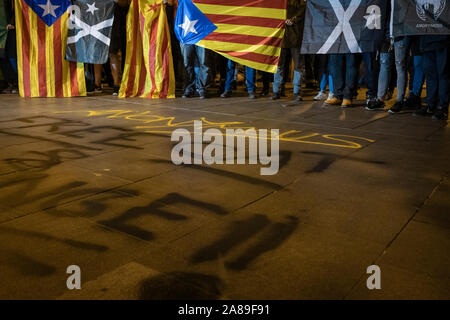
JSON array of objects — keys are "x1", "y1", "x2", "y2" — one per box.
[
  {"x1": 109, "y1": 53, "x2": 122, "y2": 87},
  {"x1": 260, "y1": 71, "x2": 271, "y2": 96},
  {"x1": 362, "y1": 52, "x2": 378, "y2": 102},
  {"x1": 222, "y1": 59, "x2": 235, "y2": 96},
  {"x1": 342, "y1": 53, "x2": 357, "y2": 106},
  {"x1": 377, "y1": 52, "x2": 392, "y2": 100},
  {"x1": 291, "y1": 48, "x2": 303, "y2": 100},
  {"x1": 272, "y1": 48, "x2": 288, "y2": 98},
  {"x1": 245, "y1": 67, "x2": 256, "y2": 94},
  {"x1": 393, "y1": 37, "x2": 409, "y2": 102},
  {"x1": 180, "y1": 44, "x2": 196, "y2": 97},
  {"x1": 326, "y1": 54, "x2": 344, "y2": 103},
  {"x1": 412, "y1": 54, "x2": 424, "y2": 97},
  {"x1": 423, "y1": 51, "x2": 438, "y2": 110},
  {"x1": 93, "y1": 64, "x2": 103, "y2": 92},
  {"x1": 433, "y1": 47, "x2": 449, "y2": 119},
  {"x1": 195, "y1": 45, "x2": 210, "y2": 97}
]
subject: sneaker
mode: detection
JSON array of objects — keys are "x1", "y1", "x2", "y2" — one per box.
[
  {"x1": 341, "y1": 98, "x2": 352, "y2": 108},
  {"x1": 314, "y1": 91, "x2": 328, "y2": 101},
  {"x1": 249, "y1": 93, "x2": 256, "y2": 99},
  {"x1": 293, "y1": 94, "x2": 303, "y2": 102},
  {"x1": 182, "y1": 91, "x2": 193, "y2": 98},
  {"x1": 405, "y1": 93, "x2": 421, "y2": 110},
  {"x1": 94, "y1": 86, "x2": 102, "y2": 93},
  {"x1": 388, "y1": 101, "x2": 404, "y2": 114},
  {"x1": 432, "y1": 107, "x2": 448, "y2": 120},
  {"x1": 199, "y1": 92, "x2": 207, "y2": 99},
  {"x1": 260, "y1": 87, "x2": 269, "y2": 97},
  {"x1": 112, "y1": 86, "x2": 120, "y2": 96},
  {"x1": 413, "y1": 106, "x2": 430, "y2": 117},
  {"x1": 365, "y1": 99, "x2": 385, "y2": 111},
  {"x1": 324, "y1": 97, "x2": 342, "y2": 105},
  {"x1": 271, "y1": 92, "x2": 281, "y2": 100},
  {"x1": 220, "y1": 91, "x2": 232, "y2": 98}
]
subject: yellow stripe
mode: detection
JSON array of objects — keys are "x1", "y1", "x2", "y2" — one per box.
[
  {"x1": 60, "y1": 13, "x2": 70, "y2": 97},
  {"x1": 208, "y1": 50, "x2": 277, "y2": 73},
  {"x1": 15, "y1": 0, "x2": 24, "y2": 97},
  {"x1": 166, "y1": 18, "x2": 175, "y2": 98},
  {"x1": 45, "y1": 24, "x2": 55, "y2": 97},
  {"x1": 214, "y1": 23, "x2": 283, "y2": 38},
  {"x1": 197, "y1": 39, "x2": 281, "y2": 56},
  {"x1": 76, "y1": 62, "x2": 86, "y2": 96},
  {"x1": 119, "y1": 1, "x2": 135, "y2": 98},
  {"x1": 29, "y1": 10, "x2": 39, "y2": 97},
  {"x1": 153, "y1": 6, "x2": 164, "y2": 98},
  {"x1": 195, "y1": 3, "x2": 285, "y2": 20}
]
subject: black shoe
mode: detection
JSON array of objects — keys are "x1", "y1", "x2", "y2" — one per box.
[
  {"x1": 112, "y1": 86, "x2": 120, "y2": 96},
  {"x1": 366, "y1": 99, "x2": 385, "y2": 111},
  {"x1": 388, "y1": 101, "x2": 404, "y2": 114},
  {"x1": 293, "y1": 94, "x2": 303, "y2": 102},
  {"x1": 94, "y1": 86, "x2": 102, "y2": 93},
  {"x1": 199, "y1": 92, "x2": 207, "y2": 99},
  {"x1": 271, "y1": 92, "x2": 280, "y2": 100},
  {"x1": 405, "y1": 93, "x2": 421, "y2": 110},
  {"x1": 260, "y1": 87, "x2": 269, "y2": 97},
  {"x1": 249, "y1": 93, "x2": 256, "y2": 99},
  {"x1": 432, "y1": 107, "x2": 448, "y2": 120},
  {"x1": 220, "y1": 91, "x2": 232, "y2": 98}
]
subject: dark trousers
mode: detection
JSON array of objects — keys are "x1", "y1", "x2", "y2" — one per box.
[
  {"x1": 423, "y1": 48, "x2": 449, "y2": 108},
  {"x1": 362, "y1": 52, "x2": 379, "y2": 100},
  {"x1": 329, "y1": 53, "x2": 358, "y2": 100}
]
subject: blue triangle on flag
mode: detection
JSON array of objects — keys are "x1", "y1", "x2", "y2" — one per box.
[
  {"x1": 174, "y1": 0, "x2": 218, "y2": 44},
  {"x1": 23, "y1": 0, "x2": 71, "y2": 27}
]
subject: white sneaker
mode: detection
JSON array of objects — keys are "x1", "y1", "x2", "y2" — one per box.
[
  {"x1": 327, "y1": 92, "x2": 335, "y2": 100},
  {"x1": 314, "y1": 91, "x2": 328, "y2": 101}
]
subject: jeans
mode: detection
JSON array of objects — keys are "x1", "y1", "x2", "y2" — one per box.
[
  {"x1": 180, "y1": 44, "x2": 210, "y2": 95},
  {"x1": 362, "y1": 52, "x2": 379, "y2": 100},
  {"x1": 273, "y1": 48, "x2": 303, "y2": 94},
  {"x1": 409, "y1": 54, "x2": 424, "y2": 97},
  {"x1": 224, "y1": 60, "x2": 256, "y2": 93},
  {"x1": 329, "y1": 53, "x2": 358, "y2": 100},
  {"x1": 423, "y1": 48, "x2": 449, "y2": 108},
  {"x1": 394, "y1": 37, "x2": 410, "y2": 102},
  {"x1": 377, "y1": 52, "x2": 392, "y2": 100}
]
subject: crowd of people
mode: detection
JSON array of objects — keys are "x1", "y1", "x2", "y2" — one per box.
[{"x1": 0, "y1": 0, "x2": 449, "y2": 120}]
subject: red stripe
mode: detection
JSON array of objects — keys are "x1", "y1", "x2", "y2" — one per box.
[
  {"x1": 53, "y1": 18, "x2": 63, "y2": 97},
  {"x1": 205, "y1": 14, "x2": 284, "y2": 29},
  {"x1": 135, "y1": 13, "x2": 146, "y2": 96},
  {"x1": 147, "y1": 11, "x2": 159, "y2": 98},
  {"x1": 69, "y1": 62, "x2": 78, "y2": 96},
  {"x1": 193, "y1": 0, "x2": 286, "y2": 10},
  {"x1": 20, "y1": 0, "x2": 31, "y2": 97},
  {"x1": 125, "y1": 0, "x2": 139, "y2": 97},
  {"x1": 203, "y1": 33, "x2": 282, "y2": 48},
  {"x1": 37, "y1": 17, "x2": 47, "y2": 97},
  {"x1": 217, "y1": 50, "x2": 279, "y2": 66},
  {"x1": 159, "y1": 19, "x2": 170, "y2": 98}
]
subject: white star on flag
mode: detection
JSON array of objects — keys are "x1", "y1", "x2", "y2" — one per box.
[
  {"x1": 38, "y1": 0, "x2": 59, "y2": 18},
  {"x1": 179, "y1": 15, "x2": 198, "y2": 37},
  {"x1": 86, "y1": 2, "x2": 99, "y2": 15}
]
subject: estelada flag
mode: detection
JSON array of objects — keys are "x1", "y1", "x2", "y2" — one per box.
[
  {"x1": 174, "y1": 0, "x2": 287, "y2": 73},
  {"x1": 14, "y1": 0, "x2": 86, "y2": 98},
  {"x1": 119, "y1": 0, "x2": 175, "y2": 98}
]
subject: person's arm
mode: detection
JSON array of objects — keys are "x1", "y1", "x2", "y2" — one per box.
[{"x1": 115, "y1": 0, "x2": 130, "y2": 7}]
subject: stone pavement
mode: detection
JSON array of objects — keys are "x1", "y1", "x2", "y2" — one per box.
[{"x1": 0, "y1": 89, "x2": 448, "y2": 300}]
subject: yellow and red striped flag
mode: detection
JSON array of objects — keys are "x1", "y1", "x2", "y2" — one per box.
[
  {"x1": 119, "y1": 0, "x2": 175, "y2": 98},
  {"x1": 175, "y1": 0, "x2": 287, "y2": 73},
  {"x1": 15, "y1": 0, "x2": 86, "y2": 98}
]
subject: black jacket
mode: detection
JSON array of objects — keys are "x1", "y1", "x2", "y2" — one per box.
[{"x1": 282, "y1": 0, "x2": 306, "y2": 48}]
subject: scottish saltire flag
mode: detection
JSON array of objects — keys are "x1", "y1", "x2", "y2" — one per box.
[
  {"x1": 393, "y1": 0, "x2": 450, "y2": 37},
  {"x1": 14, "y1": 0, "x2": 86, "y2": 97},
  {"x1": 119, "y1": 0, "x2": 175, "y2": 98},
  {"x1": 65, "y1": 0, "x2": 115, "y2": 64},
  {"x1": 174, "y1": 0, "x2": 287, "y2": 73},
  {"x1": 301, "y1": 0, "x2": 387, "y2": 54}
]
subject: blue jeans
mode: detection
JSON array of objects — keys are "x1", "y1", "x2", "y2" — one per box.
[
  {"x1": 329, "y1": 53, "x2": 358, "y2": 100},
  {"x1": 320, "y1": 74, "x2": 333, "y2": 92},
  {"x1": 394, "y1": 37, "x2": 410, "y2": 102},
  {"x1": 423, "y1": 48, "x2": 449, "y2": 108},
  {"x1": 224, "y1": 60, "x2": 256, "y2": 93},
  {"x1": 410, "y1": 54, "x2": 424, "y2": 97},
  {"x1": 273, "y1": 48, "x2": 303, "y2": 95},
  {"x1": 377, "y1": 52, "x2": 392, "y2": 100},
  {"x1": 180, "y1": 44, "x2": 210, "y2": 95}
]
